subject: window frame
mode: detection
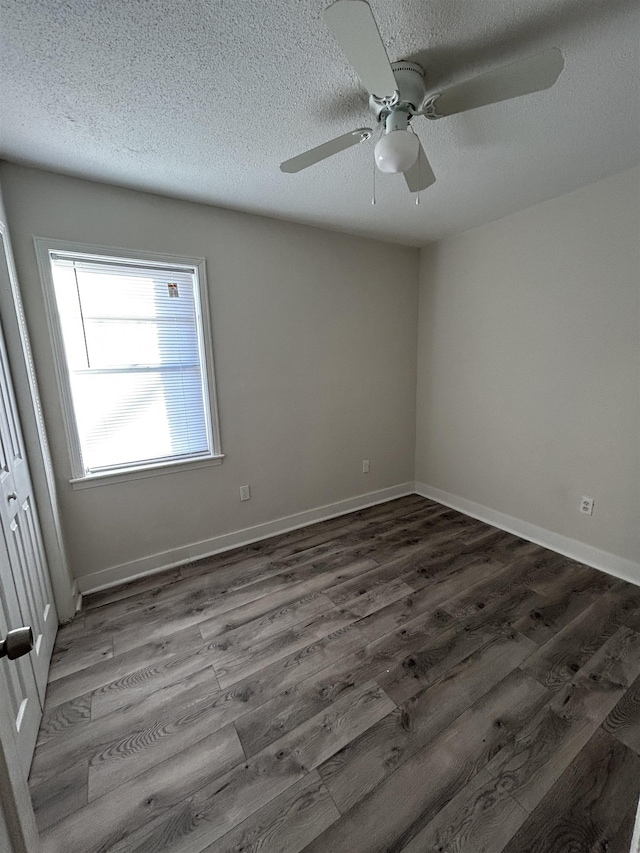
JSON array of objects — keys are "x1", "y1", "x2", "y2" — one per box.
[{"x1": 34, "y1": 237, "x2": 224, "y2": 489}]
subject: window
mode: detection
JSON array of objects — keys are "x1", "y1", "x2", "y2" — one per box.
[{"x1": 35, "y1": 240, "x2": 222, "y2": 487}]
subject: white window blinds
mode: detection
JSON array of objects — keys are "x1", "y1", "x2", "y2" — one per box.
[{"x1": 49, "y1": 252, "x2": 213, "y2": 474}]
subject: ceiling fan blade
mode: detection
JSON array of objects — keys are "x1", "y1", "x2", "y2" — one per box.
[
  {"x1": 428, "y1": 48, "x2": 564, "y2": 118},
  {"x1": 404, "y1": 140, "x2": 436, "y2": 193},
  {"x1": 280, "y1": 128, "x2": 372, "y2": 173},
  {"x1": 324, "y1": 0, "x2": 398, "y2": 99}
]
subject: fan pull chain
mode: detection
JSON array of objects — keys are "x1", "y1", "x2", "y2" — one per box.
[{"x1": 371, "y1": 156, "x2": 376, "y2": 205}]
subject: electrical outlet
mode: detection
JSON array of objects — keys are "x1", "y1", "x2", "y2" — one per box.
[
  {"x1": 362, "y1": 459, "x2": 370, "y2": 473},
  {"x1": 239, "y1": 485, "x2": 251, "y2": 502},
  {"x1": 580, "y1": 496, "x2": 594, "y2": 516}
]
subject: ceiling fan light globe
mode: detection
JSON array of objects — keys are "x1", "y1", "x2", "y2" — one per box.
[{"x1": 374, "y1": 130, "x2": 419, "y2": 174}]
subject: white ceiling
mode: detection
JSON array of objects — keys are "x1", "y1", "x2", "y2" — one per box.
[{"x1": 1, "y1": 0, "x2": 638, "y2": 246}]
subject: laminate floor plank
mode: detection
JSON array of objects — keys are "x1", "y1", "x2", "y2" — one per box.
[
  {"x1": 43, "y1": 624, "x2": 205, "y2": 709},
  {"x1": 527, "y1": 560, "x2": 616, "y2": 600},
  {"x1": 203, "y1": 592, "x2": 333, "y2": 663},
  {"x1": 50, "y1": 614, "x2": 86, "y2": 642},
  {"x1": 91, "y1": 639, "x2": 223, "y2": 721},
  {"x1": 323, "y1": 561, "x2": 417, "y2": 606},
  {"x1": 86, "y1": 499, "x2": 437, "y2": 628},
  {"x1": 110, "y1": 556, "x2": 377, "y2": 655},
  {"x1": 30, "y1": 497, "x2": 638, "y2": 852},
  {"x1": 301, "y1": 669, "x2": 549, "y2": 853},
  {"x1": 85, "y1": 507, "x2": 432, "y2": 632},
  {"x1": 500, "y1": 728, "x2": 640, "y2": 853},
  {"x1": 438, "y1": 560, "x2": 534, "y2": 620},
  {"x1": 603, "y1": 672, "x2": 640, "y2": 754},
  {"x1": 82, "y1": 496, "x2": 423, "y2": 608},
  {"x1": 86, "y1": 550, "x2": 323, "y2": 630},
  {"x1": 342, "y1": 528, "x2": 465, "y2": 575},
  {"x1": 213, "y1": 606, "x2": 360, "y2": 689},
  {"x1": 201, "y1": 772, "x2": 340, "y2": 853},
  {"x1": 31, "y1": 760, "x2": 89, "y2": 834},
  {"x1": 196, "y1": 558, "x2": 377, "y2": 642},
  {"x1": 39, "y1": 726, "x2": 245, "y2": 853},
  {"x1": 84, "y1": 503, "x2": 452, "y2": 645},
  {"x1": 49, "y1": 629, "x2": 114, "y2": 682},
  {"x1": 94, "y1": 543, "x2": 368, "y2": 633},
  {"x1": 357, "y1": 557, "x2": 503, "y2": 642},
  {"x1": 377, "y1": 587, "x2": 539, "y2": 706},
  {"x1": 177, "y1": 494, "x2": 428, "y2": 580},
  {"x1": 485, "y1": 625, "x2": 640, "y2": 814},
  {"x1": 34, "y1": 624, "x2": 369, "y2": 826},
  {"x1": 83, "y1": 568, "x2": 183, "y2": 612},
  {"x1": 103, "y1": 681, "x2": 394, "y2": 853},
  {"x1": 513, "y1": 571, "x2": 615, "y2": 645},
  {"x1": 31, "y1": 667, "x2": 222, "y2": 818},
  {"x1": 86, "y1": 687, "x2": 241, "y2": 802},
  {"x1": 234, "y1": 646, "x2": 372, "y2": 758},
  {"x1": 396, "y1": 768, "x2": 528, "y2": 853},
  {"x1": 150, "y1": 530, "x2": 371, "y2": 604},
  {"x1": 375, "y1": 618, "x2": 503, "y2": 707},
  {"x1": 609, "y1": 576, "x2": 640, "y2": 623},
  {"x1": 232, "y1": 596, "x2": 457, "y2": 760},
  {"x1": 513, "y1": 551, "x2": 595, "y2": 596},
  {"x1": 339, "y1": 577, "x2": 414, "y2": 619},
  {"x1": 318, "y1": 630, "x2": 536, "y2": 812},
  {"x1": 37, "y1": 693, "x2": 92, "y2": 746},
  {"x1": 182, "y1": 498, "x2": 445, "y2": 588},
  {"x1": 522, "y1": 585, "x2": 640, "y2": 692},
  {"x1": 38, "y1": 667, "x2": 219, "y2": 771}
]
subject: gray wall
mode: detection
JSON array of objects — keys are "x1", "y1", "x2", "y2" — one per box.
[
  {"x1": 415, "y1": 166, "x2": 640, "y2": 564},
  {"x1": 3, "y1": 160, "x2": 638, "y2": 591},
  {"x1": 0, "y1": 163, "x2": 419, "y2": 588}
]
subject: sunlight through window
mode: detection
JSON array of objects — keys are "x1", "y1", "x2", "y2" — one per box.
[{"x1": 44, "y1": 249, "x2": 218, "y2": 477}]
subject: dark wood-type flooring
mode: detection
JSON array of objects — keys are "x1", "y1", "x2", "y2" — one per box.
[{"x1": 30, "y1": 495, "x2": 640, "y2": 852}]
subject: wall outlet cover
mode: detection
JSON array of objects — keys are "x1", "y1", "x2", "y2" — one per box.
[{"x1": 580, "y1": 496, "x2": 594, "y2": 516}]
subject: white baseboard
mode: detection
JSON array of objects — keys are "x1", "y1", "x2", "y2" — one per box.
[
  {"x1": 77, "y1": 480, "x2": 639, "y2": 595},
  {"x1": 415, "y1": 482, "x2": 640, "y2": 587},
  {"x1": 77, "y1": 483, "x2": 415, "y2": 594}
]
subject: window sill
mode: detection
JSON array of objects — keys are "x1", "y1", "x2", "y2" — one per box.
[{"x1": 69, "y1": 454, "x2": 224, "y2": 490}]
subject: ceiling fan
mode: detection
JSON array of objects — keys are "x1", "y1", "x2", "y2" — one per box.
[{"x1": 280, "y1": 0, "x2": 564, "y2": 193}]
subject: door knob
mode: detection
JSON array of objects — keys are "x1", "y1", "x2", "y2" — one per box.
[
  {"x1": 7, "y1": 492, "x2": 17, "y2": 502},
  {"x1": 0, "y1": 627, "x2": 34, "y2": 660}
]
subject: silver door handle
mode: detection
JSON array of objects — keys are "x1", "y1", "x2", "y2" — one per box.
[
  {"x1": 0, "y1": 627, "x2": 34, "y2": 660},
  {"x1": 7, "y1": 492, "x2": 17, "y2": 502}
]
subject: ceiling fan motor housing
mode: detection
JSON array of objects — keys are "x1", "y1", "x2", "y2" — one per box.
[{"x1": 370, "y1": 61, "x2": 427, "y2": 123}]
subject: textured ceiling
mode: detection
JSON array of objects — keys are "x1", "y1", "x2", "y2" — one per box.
[{"x1": 1, "y1": 0, "x2": 638, "y2": 246}]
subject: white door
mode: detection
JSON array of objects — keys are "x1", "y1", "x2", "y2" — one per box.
[
  {"x1": 0, "y1": 314, "x2": 57, "y2": 763},
  {"x1": 0, "y1": 647, "x2": 40, "y2": 853},
  {"x1": 0, "y1": 528, "x2": 41, "y2": 775}
]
